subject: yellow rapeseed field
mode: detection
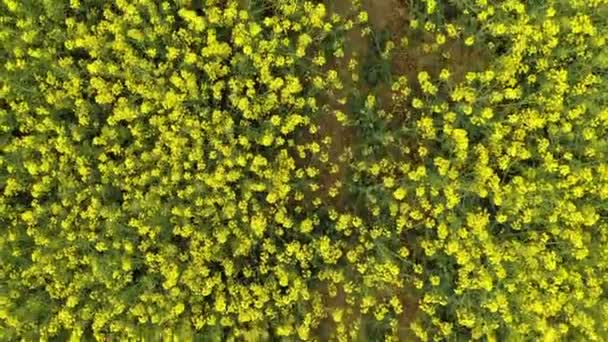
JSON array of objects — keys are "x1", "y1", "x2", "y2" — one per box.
[{"x1": 1, "y1": 0, "x2": 608, "y2": 340}]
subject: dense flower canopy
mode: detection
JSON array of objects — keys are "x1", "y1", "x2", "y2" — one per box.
[{"x1": 1, "y1": 0, "x2": 608, "y2": 341}]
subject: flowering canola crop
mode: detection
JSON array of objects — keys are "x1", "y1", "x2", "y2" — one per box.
[{"x1": 1, "y1": 0, "x2": 608, "y2": 341}]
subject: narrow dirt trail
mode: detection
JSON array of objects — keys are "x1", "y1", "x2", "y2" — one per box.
[
  {"x1": 312, "y1": 0, "x2": 491, "y2": 338},
  {"x1": 313, "y1": 1, "x2": 422, "y2": 340}
]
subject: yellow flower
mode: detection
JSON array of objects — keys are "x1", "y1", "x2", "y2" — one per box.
[
  {"x1": 436, "y1": 33, "x2": 446, "y2": 45},
  {"x1": 358, "y1": 11, "x2": 368, "y2": 23},
  {"x1": 251, "y1": 214, "x2": 267, "y2": 237},
  {"x1": 393, "y1": 187, "x2": 407, "y2": 200}
]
